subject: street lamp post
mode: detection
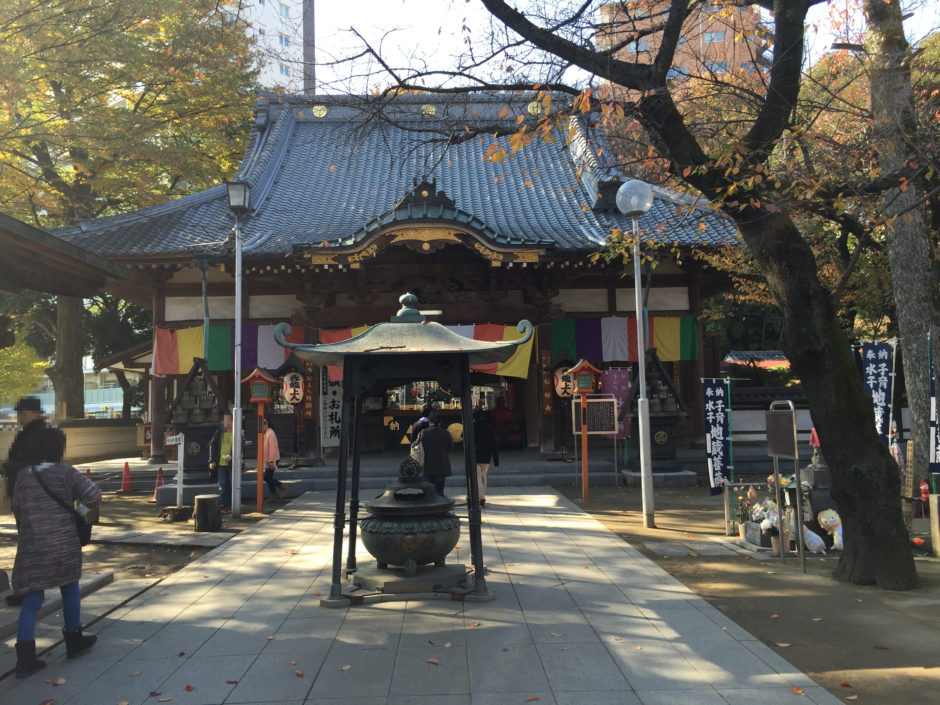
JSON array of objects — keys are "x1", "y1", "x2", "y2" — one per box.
[
  {"x1": 226, "y1": 180, "x2": 251, "y2": 519},
  {"x1": 616, "y1": 179, "x2": 656, "y2": 528}
]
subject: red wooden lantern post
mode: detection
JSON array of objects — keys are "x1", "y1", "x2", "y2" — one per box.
[
  {"x1": 564, "y1": 359, "x2": 602, "y2": 502},
  {"x1": 243, "y1": 368, "x2": 278, "y2": 512}
]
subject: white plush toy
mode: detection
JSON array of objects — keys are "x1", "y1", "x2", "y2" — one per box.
[
  {"x1": 817, "y1": 508, "x2": 844, "y2": 551},
  {"x1": 802, "y1": 525, "x2": 827, "y2": 554}
]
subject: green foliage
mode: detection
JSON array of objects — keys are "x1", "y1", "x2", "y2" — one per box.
[
  {"x1": 0, "y1": 0, "x2": 259, "y2": 226},
  {"x1": 0, "y1": 341, "x2": 45, "y2": 406},
  {"x1": 83, "y1": 294, "x2": 152, "y2": 369}
]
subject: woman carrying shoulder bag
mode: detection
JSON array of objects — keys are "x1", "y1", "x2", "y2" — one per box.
[{"x1": 11, "y1": 427, "x2": 101, "y2": 678}]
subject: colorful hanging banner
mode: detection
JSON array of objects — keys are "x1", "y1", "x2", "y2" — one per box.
[
  {"x1": 152, "y1": 324, "x2": 305, "y2": 375},
  {"x1": 551, "y1": 316, "x2": 698, "y2": 363},
  {"x1": 703, "y1": 379, "x2": 731, "y2": 494},
  {"x1": 860, "y1": 341, "x2": 894, "y2": 445}
]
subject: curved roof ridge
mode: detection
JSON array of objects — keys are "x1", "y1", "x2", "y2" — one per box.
[{"x1": 236, "y1": 101, "x2": 296, "y2": 215}]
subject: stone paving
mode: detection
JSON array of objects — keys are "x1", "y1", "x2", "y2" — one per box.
[{"x1": 0, "y1": 488, "x2": 841, "y2": 704}]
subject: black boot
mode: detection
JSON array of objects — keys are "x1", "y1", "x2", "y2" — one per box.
[
  {"x1": 14, "y1": 640, "x2": 47, "y2": 678},
  {"x1": 63, "y1": 627, "x2": 97, "y2": 659}
]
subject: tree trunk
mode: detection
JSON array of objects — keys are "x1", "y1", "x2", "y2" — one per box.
[
  {"x1": 736, "y1": 210, "x2": 917, "y2": 589},
  {"x1": 863, "y1": 0, "x2": 940, "y2": 486},
  {"x1": 115, "y1": 368, "x2": 133, "y2": 419},
  {"x1": 50, "y1": 296, "x2": 85, "y2": 419}
]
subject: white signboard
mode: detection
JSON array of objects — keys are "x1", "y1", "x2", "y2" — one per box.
[{"x1": 165, "y1": 433, "x2": 183, "y2": 446}]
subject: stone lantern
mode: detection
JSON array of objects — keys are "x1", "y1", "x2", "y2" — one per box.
[{"x1": 275, "y1": 293, "x2": 532, "y2": 604}]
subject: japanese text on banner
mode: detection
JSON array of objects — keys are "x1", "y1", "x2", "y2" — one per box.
[
  {"x1": 320, "y1": 367, "x2": 342, "y2": 448},
  {"x1": 703, "y1": 379, "x2": 731, "y2": 491},
  {"x1": 860, "y1": 342, "x2": 893, "y2": 445}
]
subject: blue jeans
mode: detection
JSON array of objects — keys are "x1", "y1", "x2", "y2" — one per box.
[
  {"x1": 424, "y1": 474, "x2": 446, "y2": 496},
  {"x1": 218, "y1": 464, "x2": 232, "y2": 508},
  {"x1": 17, "y1": 581, "x2": 81, "y2": 641}
]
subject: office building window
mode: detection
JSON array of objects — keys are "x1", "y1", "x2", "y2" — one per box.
[
  {"x1": 741, "y1": 61, "x2": 757, "y2": 73},
  {"x1": 279, "y1": 3, "x2": 289, "y2": 18},
  {"x1": 676, "y1": 36, "x2": 687, "y2": 47},
  {"x1": 706, "y1": 61, "x2": 728, "y2": 73},
  {"x1": 279, "y1": 34, "x2": 289, "y2": 47},
  {"x1": 279, "y1": 63, "x2": 290, "y2": 76},
  {"x1": 667, "y1": 66, "x2": 687, "y2": 79},
  {"x1": 704, "y1": 30, "x2": 727, "y2": 43},
  {"x1": 626, "y1": 38, "x2": 650, "y2": 52}
]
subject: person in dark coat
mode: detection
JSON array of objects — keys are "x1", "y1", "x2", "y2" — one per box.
[
  {"x1": 11, "y1": 426, "x2": 101, "y2": 678},
  {"x1": 2, "y1": 396, "x2": 47, "y2": 500},
  {"x1": 410, "y1": 404, "x2": 433, "y2": 442},
  {"x1": 473, "y1": 409, "x2": 499, "y2": 508},
  {"x1": 416, "y1": 412, "x2": 452, "y2": 495}
]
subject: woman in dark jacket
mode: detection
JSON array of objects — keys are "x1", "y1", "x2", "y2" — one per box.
[{"x1": 12, "y1": 427, "x2": 101, "y2": 678}]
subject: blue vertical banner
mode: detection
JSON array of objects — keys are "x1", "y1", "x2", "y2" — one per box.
[
  {"x1": 860, "y1": 341, "x2": 894, "y2": 445},
  {"x1": 929, "y1": 333, "x2": 940, "y2": 476},
  {"x1": 703, "y1": 379, "x2": 731, "y2": 494}
]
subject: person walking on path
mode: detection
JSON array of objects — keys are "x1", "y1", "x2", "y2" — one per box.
[
  {"x1": 209, "y1": 413, "x2": 235, "y2": 513},
  {"x1": 261, "y1": 417, "x2": 285, "y2": 500},
  {"x1": 472, "y1": 409, "x2": 499, "y2": 508},
  {"x1": 417, "y1": 412, "x2": 452, "y2": 496},
  {"x1": 11, "y1": 426, "x2": 101, "y2": 678}
]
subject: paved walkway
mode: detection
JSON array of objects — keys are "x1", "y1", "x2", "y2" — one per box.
[{"x1": 0, "y1": 488, "x2": 840, "y2": 704}]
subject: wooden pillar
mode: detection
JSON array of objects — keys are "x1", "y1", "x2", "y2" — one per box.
[{"x1": 149, "y1": 274, "x2": 169, "y2": 463}]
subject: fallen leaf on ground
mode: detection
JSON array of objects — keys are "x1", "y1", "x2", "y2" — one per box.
[
  {"x1": 444, "y1": 642, "x2": 452, "y2": 648},
  {"x1": 455, "y1": 545, "x2": 461, "y2": 549},
  {"x1": 39, "y1": 701, "x2": 54, "y2": 705},
  {"x1": 792, "y1": 686, "x2": 805, "y2": 696},
  {"x1": 316, "y1": 592, "x2": 322, "y2": 596},
  {"x1": 149, "y1": 692, "x2": 161, "y2": 697},
  {"x1": 613, "y1": 637, "x2": 622, "y2": 641},
  {"x1": 295, "y1": 670, "x2": 304, "y2": 677},
  {"x1": 840, "y1": 682, "x2": 853, "y2": 688},
  {"x1": 178, "y1": 651, "x2": 185, "y2": 657},
  {"x1": 46, "y1": 677, "x2": 66, "y2": 686},
  {"x1": 846, "y1": 696, "x2": 858, "y2": 701},
  {"x1": 184, "y1": 685, "x2": 195, "y2": 692},
  {"x1": 526, "y1": 697, "x2": 540, "y2": 702},
  {"x1": 875, "y1": 644, "x2": 889, "y2": 650},
  {"x1": 687, "y1": 552, "x2": 698, "y2": 557},
  {"x1": 130, "y1": 671, "x2": 142, "y2": 676},
  {"x1": 118, "y1": 701, "x2": 130, "y2": 705},
  {"x1": 427, "y1": 658, "x2": 439, "y2": 665},
  {"x1": 341, "y1": 664, "x2": 352, "y2": 671},
  {"x1": 502, "y1": 647, "x2": 509, "y2": 652},
  {"x1": 811, "y1": 617, "x2": 823, "y2": 622},
  {"x1": 267, "y1": 636, "x2": 275, "y2": 640},
  {"x1": 288, "y1": 661, "x2": 296, "y2": 666},
  {"x1": 770, "y1": 614, "x2": 779, "y2": 620},
  {"x1": 158, "y1": 699, "x2": 174, "y2": 703},
  {"x1": 550, "y1": 633, "x2": 562, "y2": 637},
  {"x1": 225, "y1": 680, "x2": 238, "y2": 684},
  {"x1": 470, "y1": 622, "x2": 481, "y2": 627},
  {"x1": 775, "y1": 643, "x2": 791, "y2": 648}
]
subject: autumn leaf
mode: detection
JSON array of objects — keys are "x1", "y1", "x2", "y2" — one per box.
[
  {"x1": 526, "y1": 697, "x2": 540, "y2": 702},
  {"x1": 846, "y1": 696, "x2": 858, "y2": 701},
  {"x1": 775, "y1": 643, "x2": 791, "y2": 648},
  {"x1": 875, "y1": 644, "x2": 889, "y2": 650},
  {"x1": 770, "y1": 614, "x2": 779, "y2": 619},
  {"x1": 329, "y1": 165, "x2": 335, "y2": 171},
  {"x1": 46, "y1": 677, "x2": 66, "y2": 686},
  {"x1": 341, "y1": 664, "x2": 352, "y2": 671},
  {"x1": 184, "y1": 685, "x2": 195, "y2": 691},
  {"x1": 226, "y1": 679, "x2": 239, "y2": 684},
  {"x1": 470, "y1": 622, "x2": 481, "y2": 627},
  {"x1": 791, "y1": 686, "x2": 805, "y2": 695},
  {"x1": 295, "y1": 670, "x2": 304, "y2": 677},
  {"x1": 840, "y1": 682, "x2": 853, "y2": 687},
  {"x1": 427, "y1": 658, "x2": 439, "y2": 665}
]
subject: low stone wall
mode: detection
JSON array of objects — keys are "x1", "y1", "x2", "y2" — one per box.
[{"x1": 0, "y1": 420, "x2": 140, "y2": 464}]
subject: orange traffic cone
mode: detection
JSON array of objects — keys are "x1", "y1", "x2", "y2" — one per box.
[
  {"x1": 149, "y1": 467, "x2": 164, "y2": 502},
  {"x1": 118, "y1": 461, "x2": 133, "y2": 493}
]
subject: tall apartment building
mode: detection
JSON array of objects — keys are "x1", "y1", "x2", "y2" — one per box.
[
  {"x1": 599, "y1": 2, "x2": 770, "y2": 81},
  {"x1": 229, "y1": 0, "x2": 312, "y2": 91}
]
